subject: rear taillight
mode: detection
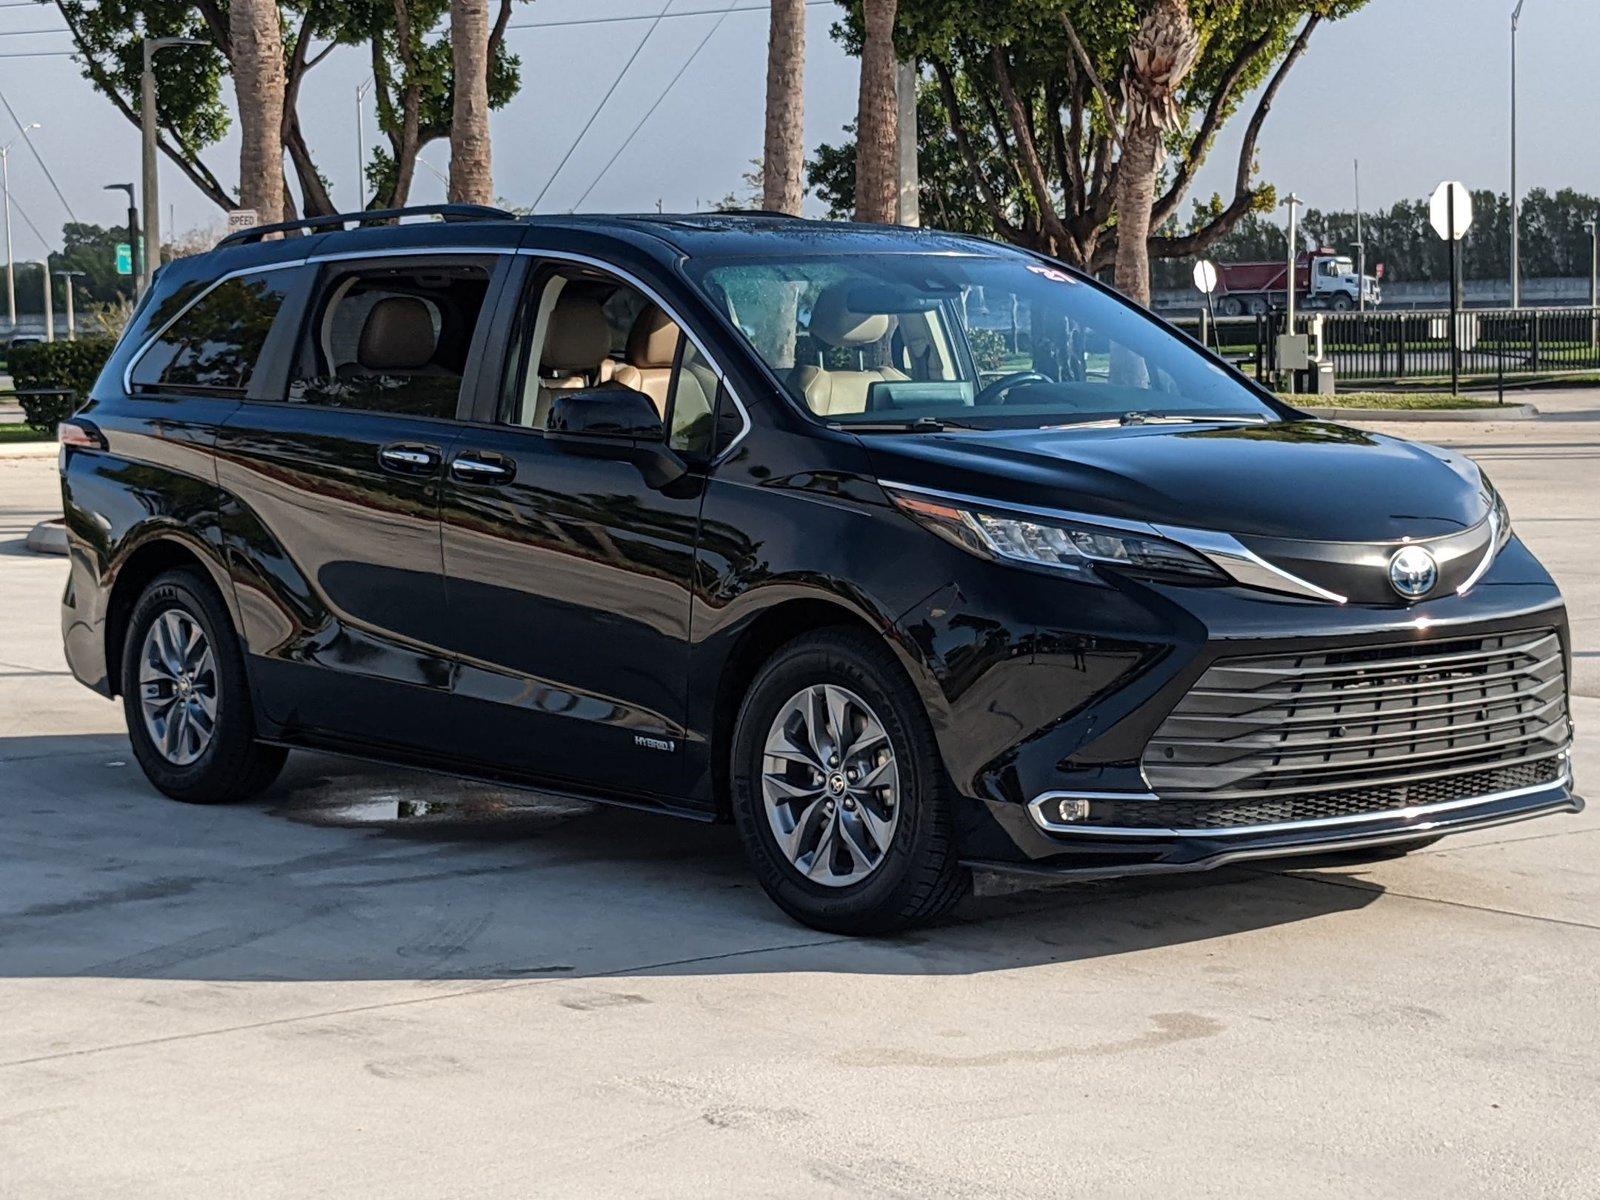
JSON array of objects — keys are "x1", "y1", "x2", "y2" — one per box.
[{"x1": 58, "y1": 420, "x2": 103, "y2": 451}]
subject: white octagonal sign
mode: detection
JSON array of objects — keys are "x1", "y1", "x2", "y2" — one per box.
[{"x1": 1429, "y1": 181, "x2": 1472, "y2": 241}]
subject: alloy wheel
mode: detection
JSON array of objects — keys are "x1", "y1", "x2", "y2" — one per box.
[
  {"x1": 137, "y1": 609, "x2": 218, "y2": 767},
  {"x1": 761, "y1": 683, "x2": 900, "y2": 887}
]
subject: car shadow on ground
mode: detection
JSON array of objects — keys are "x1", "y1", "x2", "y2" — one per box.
[{"x1": 0, "y1": 735, "x2": 1383, "y2": 984}]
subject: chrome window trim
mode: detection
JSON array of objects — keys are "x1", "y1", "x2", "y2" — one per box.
[
  {"x1": 118, "y1": 243, "x2": 754, "y2": 462},
  {"x1": 878, "y1": 479, "x2": 1345, "y2": 603},
  {"x1": 122, "y1": 257, "x2": 310, "y2": 393},
  {"x1": 1028, "y1": 765, "x2": 1572, "y2": 838}
]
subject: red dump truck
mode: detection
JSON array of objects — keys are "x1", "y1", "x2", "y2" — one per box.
[{"x1": 1212, "y1": 249, "x2": 1380, "y2": 315}]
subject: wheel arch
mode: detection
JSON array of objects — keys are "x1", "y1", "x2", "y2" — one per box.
[
  {"x1": 103, "y1": 535, "x2": 233, "y2": 698},
  {"x1": 704, "y1": 593, "x2": 943, "y2": 820}
]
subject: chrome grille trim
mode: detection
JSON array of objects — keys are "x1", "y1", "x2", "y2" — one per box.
[
  {"x1": 1030, "y1": 763, "x2": 1572, "y2": 837},
  {"x1": 1143, "y1": 628, "x2": 1569, "y2": 804}
]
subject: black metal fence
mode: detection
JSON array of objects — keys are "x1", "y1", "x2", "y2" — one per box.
[{"x1": 1171, "y1": 306, "x2": 1600, "y2": 386}]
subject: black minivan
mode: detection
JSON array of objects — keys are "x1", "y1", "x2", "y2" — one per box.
[{"x1": 59, "y1": 205, "x2": 1579, "y2": 932}]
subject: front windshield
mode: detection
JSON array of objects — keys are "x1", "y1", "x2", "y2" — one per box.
[{"x1": 689, "y1": 253, "x2": 1276, "y2": 429}]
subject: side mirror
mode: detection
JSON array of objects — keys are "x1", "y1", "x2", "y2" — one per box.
[
  {"x1": 547, "y1": 387, "x2": 664, "y2": 440},
  {"x1": 546, "y1": 386, "x2": 688, "y2": 490}
]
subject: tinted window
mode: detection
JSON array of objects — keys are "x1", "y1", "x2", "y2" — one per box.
[
  {"x1": 286, "y1": 262, "x2": 490, "y2": 419},
  {"x1": 692, "y1": 255, "x2": 1275, "y2": 428},
  {"x1": 132, "y1": 273, "x2": 291, "y2": 393}
]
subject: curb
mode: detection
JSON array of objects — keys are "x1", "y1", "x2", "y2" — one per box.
[
  {"x1": 1299, "y1": 403, "x2": 1538, "y2": 423},
  {"x1": 0, "y1": 440, "x2": 58, "y2": 458},
  {"x1": 25, "y1": 518, "x2": 67, "y2": 555}
]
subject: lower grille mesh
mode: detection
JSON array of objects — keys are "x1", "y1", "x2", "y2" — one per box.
[{"x1": 1093, "y1": 758, "x2": 1564, "y2": 831}]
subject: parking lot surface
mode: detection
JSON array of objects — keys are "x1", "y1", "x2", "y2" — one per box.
[{"x1": 2, "y1": 395, "x2": 1597, "y2": 1198}]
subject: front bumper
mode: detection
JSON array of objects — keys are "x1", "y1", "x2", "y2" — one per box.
[{"x1": 966, "y1": 773, "x2": 1581, "y2": 880}]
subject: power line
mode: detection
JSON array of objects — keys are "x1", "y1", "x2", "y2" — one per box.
[
  {"x1": 571, "y1": 0, "x2": 740, "y2": 211},
  {"x1": 507, "y1": 0, "x2": 829, "y2": 31},
  {"x1": 0, "y1": 49, "x2": 71, "y2": 58},
  {"x1": 528, "y1": 0, "x2": 676, "y2": 212},
  {"x1": 0, "y1": 83, "x2": 78, "y2": 222},
  {"x1": 0, "y1": 28, "x2": 69, "y2": 38}
]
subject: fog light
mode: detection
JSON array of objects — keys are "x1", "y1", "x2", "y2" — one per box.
[{"x1": 1053, "y1": 797, "x2": 1091, "y2": 824}]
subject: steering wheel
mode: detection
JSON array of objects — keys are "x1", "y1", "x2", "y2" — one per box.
[{"x1": 974, "y1": 370, "x2": 1051, "y2": 406}]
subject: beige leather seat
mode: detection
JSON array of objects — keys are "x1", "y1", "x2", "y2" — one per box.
[
  {"x1": 531, "y1": 295, "x2": 616, "y2": 428},
  {"x1": 613, "y1": 303, "x2": 716, "y2": 441},
  {"x1": 612, "y1": 304, "x2": 681, "y2": 416},
  {"x1": 789, "y1": 283, "x2": 907, "y2": 417}
]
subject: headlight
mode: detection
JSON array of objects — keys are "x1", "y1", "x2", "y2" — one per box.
[
  {"x1": 1489, "y1": 479, "x2": 1512, "y2": 550},
  {"x1": 887, "y1": 488, "x2": 1226, "y2": 583}
]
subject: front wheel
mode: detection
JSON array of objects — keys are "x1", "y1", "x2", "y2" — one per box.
[
  {"x1": 121, "y1": 568, "x2": 287, "y2": 804},
  {"x1": 731, "y1": 628, "x2": 970, "y2": 934}
]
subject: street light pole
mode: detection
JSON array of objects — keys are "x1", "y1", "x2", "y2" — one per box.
[
  {"x1": 1354, "y1": 158, "x2": 1366, "y2": 315},
  {"x1": 38, "y1": 259, "x2": 53, "y2": 343},
  {"x1": 2, "y1": 124, "x2": 40, "y2": 330},
  {"x1": 55, "y1": 270, "x2": 83, "y2": 340},
  {"x1": 140, "y1": 36, "x2": 207, "y2": 294},
  {"x1": 1510, "y1": 0, "x2": 1527, "y2": 309},
  {"x1": 1283, "y1": 193, "x2": 1302, "y2": 332},
  {"x1": 355, "y1": 77, "x2": 375, "y2": 210}
]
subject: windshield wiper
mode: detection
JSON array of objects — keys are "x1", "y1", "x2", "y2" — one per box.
[
  {"x1": 1119, "y1": 411, "x2": 1267, "y2": 426},
  {"x1": 830, "y1": 416, "x2": 978, "y2": 433}
]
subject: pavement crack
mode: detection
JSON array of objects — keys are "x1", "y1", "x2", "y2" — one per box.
[{"x1": 1252, "y1": 866, "x2": 1600, "y2": 932}]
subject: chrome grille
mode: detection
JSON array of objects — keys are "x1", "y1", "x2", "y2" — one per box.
[{"x1": 1142, "y1": 629, "x2": 1570, "y2": 818}]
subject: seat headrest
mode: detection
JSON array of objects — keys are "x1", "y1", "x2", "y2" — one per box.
[
  {"x1": 626, "y1": 303, "x2": 682, "y2": 369},
  {"x1": 808, "y1": 283, "x2": 895, "y2": 347},
  {"x1": 358, "y1": 296, "x2": 437, "y2": 371},
  {"x1": 542, "y1": 296, "x2": 612, "y2": 373}
]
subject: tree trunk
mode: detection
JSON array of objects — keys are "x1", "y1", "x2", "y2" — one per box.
[
  {"x1": 853, "y1": 0, "x2": 899, "y2": 223},
  {"x1": 230, "y1": 0, "x2": 286, "y2": 225},
  {"x1": 449, "y1": 0, "x2": 493, "y2": 204},
  {"x1": 762, "y1": 0, "x2": 806, "y2": 215},
  {"x1": 1113, "y1": 0, "x2": 1199, "y2": 307},
  {"x1": 1112, "y1": 121, "x2": 1163, "y2": 308}
]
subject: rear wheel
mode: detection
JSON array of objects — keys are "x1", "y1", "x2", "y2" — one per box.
[
  {"x1": 731, "y1": 628, "x2": 969, "y2": 934},
  {"x1": 121, "y1": 568, "x2": 286, "y2": 804}
]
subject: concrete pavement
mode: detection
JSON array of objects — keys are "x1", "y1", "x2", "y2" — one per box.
[{"x1": 1, "y1": 399, "x2": 1597, "y2": 1199}]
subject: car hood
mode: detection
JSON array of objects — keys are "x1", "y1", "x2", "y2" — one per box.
[{"x1": 864, "y1": 420, "x2": 1490, "y2": 542}]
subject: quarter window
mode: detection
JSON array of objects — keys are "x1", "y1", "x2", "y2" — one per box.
[
  {"x1": 286, "y1": 261, "x2": 491, "y2": 419},
  {"x1": 131, "y1": 273, "x2": 292, "y2": 393}
]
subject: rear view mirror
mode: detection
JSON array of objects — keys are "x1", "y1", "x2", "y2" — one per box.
[{"x1": 547, "y1": 388, "x2": 665, "y2": 440}]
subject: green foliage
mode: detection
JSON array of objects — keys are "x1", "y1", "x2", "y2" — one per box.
[
  {"x1": 967, "y1": 327, "x2": 1009, "y2": 372},
  {"x1": 817, "y1": 1, "x2": 1368, "y2": 270},
  {"x1": 6, "y1": 339, "x2": 115, "y2": 431},
  {"x1": 1153, "y1": 188, "x2": 1600, "y2": 288},
  {"x1": 56, "y1": 1, "x2": 523, "y2": 214}
]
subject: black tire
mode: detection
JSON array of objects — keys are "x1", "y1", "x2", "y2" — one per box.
[
  {"x1": 121, "y1": 567, "x2": 287, "y2": 804},
  {"x1": 730, "y1": 627, "x2": 970, "y2": 935}
]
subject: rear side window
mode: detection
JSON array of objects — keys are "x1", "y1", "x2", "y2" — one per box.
[
  {"x1": 286, "y1": 261, "x2": 491, "y2": 419},
  {"x1": 131, "y1": 273, "x2": 292, "y2": 394}
]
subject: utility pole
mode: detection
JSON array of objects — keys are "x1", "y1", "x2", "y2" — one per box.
[
  {"x1": 1283, "y1": 193, "x2": 1303, "y2": 331},
  {"x1": 1510, "y1": 0, "x2": 1527, "y2": 309},
  {"x1": 141, "y1": 35, "x2": 208, "y2": 294},
  {"x1": 1354, "y1": 159, "x2": 1366, "y2": 314},
  {"x1": 38, "y1": 260, "x2": 53, "y2": 343},
  {"x1": 896, "y1": 60, "x2": 919, "y2": 227},
  {"x1": 55, "y1": 270, "x2": 83, "y2": 340},
  {"x1": 1586, "y1": 218, "x2": 1598, "y2": 309},
  {"x1": 355, "y1": 76, "x2": 375, "y2": 210},
  {"x1": 2, "y1": 124, "x2": 40, "y2": 330},
  {"x1": 104, "y1": 183, "x2": 140, "y2": 285}
]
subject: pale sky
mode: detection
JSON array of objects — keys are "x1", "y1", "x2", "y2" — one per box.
[{"x1": 0, "y1": 0, "x2": 1596, "y2": 255}]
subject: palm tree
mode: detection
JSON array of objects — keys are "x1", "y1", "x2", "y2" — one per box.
[
  {"x1": 762, "y1": 0, "x2": 807, "y2": 215},
  {"x1": 230, "y1": 0, "x2": 286, "y2": 226},
  {"x1": 853, "y1": 0, "x2": 899, "y2": 223},
  {"x1": 1113, "y1": 0, "x2": 1200, "y2": 307},
  {"x1": 449, "y1": 0, "x2": 493, "y2": 205}
]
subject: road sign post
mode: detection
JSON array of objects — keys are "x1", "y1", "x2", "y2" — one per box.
[
  {"x1": 1430, "y1": 181, "x2": 1474, "y2": 396},
  {"x1": 115, "y1": 243, "x2": 133, "y2": 276}
]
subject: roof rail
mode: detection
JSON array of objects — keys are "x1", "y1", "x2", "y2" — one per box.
[
  {"x1": 703, "y1": 208, "x2": 806, "y2": 219},
  {"x1": 216, "y1": 203, "x2": 515, "y2": 248}
]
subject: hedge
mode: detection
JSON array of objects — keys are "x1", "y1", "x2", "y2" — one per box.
[{"x1": 7, "y1": 338, "x2": 114, "y2": 432}]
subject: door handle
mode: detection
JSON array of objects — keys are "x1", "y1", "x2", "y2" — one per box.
[
  {"x1": 379, "y1": 444, "x2": 441, "y2": 473},
  {"x1": 449, "y1": 453, "x2": 516, "y2": 485}
]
